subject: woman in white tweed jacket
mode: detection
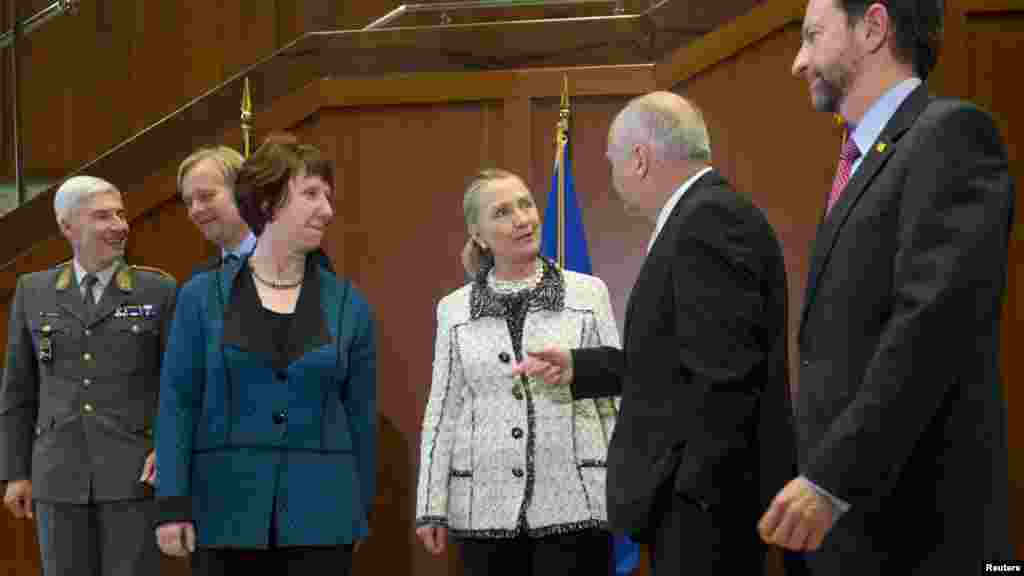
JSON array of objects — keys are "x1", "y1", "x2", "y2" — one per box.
[{"x1": 415, "y1": 169, "x2": 620, "y2": 575}]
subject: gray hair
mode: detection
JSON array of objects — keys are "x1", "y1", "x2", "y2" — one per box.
[
  {"x1": 176, "y1": 145, "x2": 245, "y2": 196},
  {"x1": 611, "y1": 91, "x2": 711, "y2": 162},
  {"x1": 54, "y1": 175, "x2": 120, "y2": 225}
]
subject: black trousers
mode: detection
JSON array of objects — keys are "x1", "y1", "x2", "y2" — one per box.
[
  {"x1": 35, "y1": 499, "x2": 160, "y2": 576},
  {"x1": 191, "y1": 545, "x2": 353, "y2": 575},
  {"x1": 648, "y1": 488, "x2": 765, "y2": 576},
  {"x1": 459, "y1": 529, "x2": 613, "y2": 576}
]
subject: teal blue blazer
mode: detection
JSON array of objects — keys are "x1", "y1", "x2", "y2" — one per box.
[{"x1": 155, "y1": 254, "x2": 376, "y2": 548}]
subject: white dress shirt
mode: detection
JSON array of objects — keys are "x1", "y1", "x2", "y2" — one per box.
[
  {"x1": 647, "y1": 166, "x2": 713, "y2": 254},
  {"x1": 73, "y1": 259, "x2": 119, "y2": 304}
]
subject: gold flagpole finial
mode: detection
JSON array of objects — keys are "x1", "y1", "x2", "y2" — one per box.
[
  {"x1": 555, "y1": 74, "x2": 571, "y2": 269},
  {"x1": 241, "y1": 77, "x2": 254, "y2": 158}
]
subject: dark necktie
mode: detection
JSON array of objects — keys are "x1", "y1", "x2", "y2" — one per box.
[
  {"x1": 826, "y1": 128, "x2": 862, "y2": 216},
  {"x1": 82, "y1": 274, "x2": 99, "y2": 316}
]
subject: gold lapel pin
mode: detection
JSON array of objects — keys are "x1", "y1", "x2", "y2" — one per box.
[{"x1": 876, "y1": 142, "x2": 888, "y2": 153}]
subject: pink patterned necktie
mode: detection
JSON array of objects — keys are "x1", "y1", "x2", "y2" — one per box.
[{"x1": 826, "y1": 131, "x2": 861, "y2": 216}]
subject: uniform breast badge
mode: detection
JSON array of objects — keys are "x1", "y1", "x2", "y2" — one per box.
[{"x1": 39, "y1": 324, "x2": 53, "y2": 363}]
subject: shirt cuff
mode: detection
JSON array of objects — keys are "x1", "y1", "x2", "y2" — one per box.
[{"x1": 801, "y1": 475, "x2": 851, "y2": 526}]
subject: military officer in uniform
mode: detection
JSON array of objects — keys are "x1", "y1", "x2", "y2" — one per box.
[{"x1": 0, "y1": 175, "x2": 176, "y2": 576}]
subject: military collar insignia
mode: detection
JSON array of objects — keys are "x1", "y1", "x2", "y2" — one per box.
[
  {"x1": 55, "y1": 264, "x2": 73, "y2": 291},
  {"x1": 115, "y1": 265, "x2": 134, "y2": 292}
]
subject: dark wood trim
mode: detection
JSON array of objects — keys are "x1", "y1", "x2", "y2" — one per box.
[
  {"x1": 961, "y1": 0, "x2": 1024, "y2": 14},
  {"x1": 654, "y1": 0, "x2": 804, "y2": 89}
]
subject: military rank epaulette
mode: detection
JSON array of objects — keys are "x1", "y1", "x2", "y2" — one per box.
[
  {"x1": 130, "y1": 265, "x2": 176, "y2": 281},
  {"x1": 115, "y1": 265, "x2": 176, "y2": 292}
]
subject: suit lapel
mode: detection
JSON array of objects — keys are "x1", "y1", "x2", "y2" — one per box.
[
  {"x1": 799, "y1": 85, "x2": 933, "y2": 335},
  {"x1": 288, "y1": 258, "x2": 332, "y2": 361}
]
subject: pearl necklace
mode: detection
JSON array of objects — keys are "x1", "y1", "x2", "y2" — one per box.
[
  {"x1": 250, "y1": 262, "x2": 304, "y2": 289},
  {"x1": 488, "y1": 259, "x2": 544, "y2": 295}
]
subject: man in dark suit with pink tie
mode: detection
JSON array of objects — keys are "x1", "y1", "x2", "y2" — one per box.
[{"x1": 758, "y1": 1, "x2": 1015, "y2": 573}]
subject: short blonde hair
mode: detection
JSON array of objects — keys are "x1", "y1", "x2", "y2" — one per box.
[{"x1": 176, "y1": 146, "x2": 245, "y2": 196}]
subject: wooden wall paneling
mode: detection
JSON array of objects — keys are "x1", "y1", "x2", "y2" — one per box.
[
  {"x1": 338, "y1": 0, "x2": 406, "y2": 30},
  {"x1": 963, "y1": 4, "x2": 1024, "y2": 560},
  {"x1": 7, "y1": 0, "x2": 284, "y2": 184},
  {"x1": 925, "y1": 0, "x2": 971, "y2": 100},
  {"x1": 181, "y1": 1, "x2": 230, "y2": 109},
  {"x1": 655, "y1": 0, "x2": 803, "y2": 90},
  {"x1": 231, "y1": 2, "x2": 281, "y2": 80},
  {"x1": 504, "y1": 96, "x2": 533, "y2": 185},
  {"x1": 309, "y1": 101, "x2": 503, "y2": 576},
  {"x1": 481, "y1": 100, "x2": 505, "y2": 170}
]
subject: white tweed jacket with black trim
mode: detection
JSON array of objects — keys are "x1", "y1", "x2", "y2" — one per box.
[{"x1": 415, "y1": 260, "x2": 621, "y2": 539}]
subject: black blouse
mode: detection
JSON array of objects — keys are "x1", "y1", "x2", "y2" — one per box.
[{"x1": 236, "y1": 268, "x2": 297, "y2": 371}]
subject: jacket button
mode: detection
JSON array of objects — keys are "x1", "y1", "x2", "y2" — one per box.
[
  {"x1": 801, "y1": 360, "x2": 811, "y2": 368},
  {"x1": 82, "y1": 352, "x2": 92, "y2": 362},
  {"x1": 82, "y1": 378, "x2": 91, "y2": 388},
  {"x1": 84, "y1": 329, "x2": 92, "y2": 337},
  {"x1": 511, "y1": 427, "x2": 523, "y2": 439},
  {"x1": 83, "y1": 403, "x2": 94, "y2": 413},
  {"x1": 272, "y1": 410, "x2": 287, "y2": 424},
  {"x1": 512, "y1": 467, "x2": 524, "y2": 478},
  {"x1": 498, "y1": 352, "x2": 511, "y2": 363}
]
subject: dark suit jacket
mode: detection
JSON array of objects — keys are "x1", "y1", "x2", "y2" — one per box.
[
  {"x1": 797, "y1": 84, "x2": 1014, "y2": 573},
  {"x1": 0, "y1": 261, "x2": 176, "y2": 502},
  {"x1": 572, "y1": 171, "x2": 795, "y2": 553}
]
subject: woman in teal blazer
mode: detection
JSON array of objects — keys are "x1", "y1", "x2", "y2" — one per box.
[{"x1": 153, "y1": 136, "x2": 376, "y2": 574}]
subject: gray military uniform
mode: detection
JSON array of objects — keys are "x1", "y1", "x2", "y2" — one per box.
[{"x1": 0, "y1": 259, "x2": 176, "y2": 575}]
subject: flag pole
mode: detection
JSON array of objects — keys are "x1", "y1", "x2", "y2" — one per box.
[
  {"x1": 241, "y1": 77, "x2": 254, "y2": 158},
  {"x1": 555, "y1": 75, "x2": 570, "y2": 269}
]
